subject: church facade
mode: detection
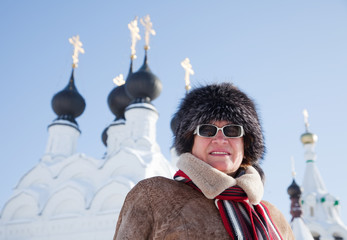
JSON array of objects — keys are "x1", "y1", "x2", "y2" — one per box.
[
  {"x1": 288, "y1": 113, "x2": 347, "y2": 240},
  {"x1": 0, "y1": 18, "x2": 175, "y2": 239}
]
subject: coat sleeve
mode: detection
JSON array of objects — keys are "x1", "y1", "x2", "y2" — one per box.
[
  {"x1": 261, "y1": 200, "x2": 295, "y2": 240},
  {"x1": 113, "y1": 180, "x2": 154, "y2": 240}
]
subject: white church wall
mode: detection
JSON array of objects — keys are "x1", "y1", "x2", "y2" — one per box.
[
  {"x1": 299, "y1": 129, "x2": 347, "y2": 239},
  {"x1": 1, "y1": 192, "x2": 39, "y2": 222},
  {"x1": 124, "y1": 103, "x2": 159, "y2": 142},
  {"x1": 89, "y1": 180, "x2": 130, "y2": 213},
  {"x1": 105, "y1": 121, "x2": 126, "y2": 158},
  {"x1": 15, "y1": 164, "x2": 52, "y2": 190},
  {"x1": 330, "y1": 225, "x2": 347, "y2": 240},
  {"x1": 57, "y1": 157, "x2": 101, "y2": 182},
  {"x1": 42, "y1": 186, "x2": 85, "y2": 218},
  {"x1": 45, "y1": 122, "x2": 80, "y2": 157}
]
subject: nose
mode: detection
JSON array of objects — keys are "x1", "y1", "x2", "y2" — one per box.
[{"x1": 211, "y1": 130, "x2": 227, "y2": 142}]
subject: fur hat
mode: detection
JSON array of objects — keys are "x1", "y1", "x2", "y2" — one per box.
[{"x1": 173, "y1": 82, "x2": 265, "y2": 170}]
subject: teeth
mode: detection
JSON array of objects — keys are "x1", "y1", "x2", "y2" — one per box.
[{"x1": 211, "y1": 152, "x2": 228, "y2": 155}]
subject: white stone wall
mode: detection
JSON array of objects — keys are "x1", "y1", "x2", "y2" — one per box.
[
  {"x1": 300, "y1": 141, "x2": 347, "y2": 240},
  {"x1": 0, "y1": 104, "x2": 175, "y2": 240}
]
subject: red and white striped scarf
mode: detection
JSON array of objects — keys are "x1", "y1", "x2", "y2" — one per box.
[{"x1": 174, "y1": 170, "x2": 283, "y2": 240}]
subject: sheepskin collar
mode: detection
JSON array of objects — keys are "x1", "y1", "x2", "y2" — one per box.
[{"x1": 176, "y1": 153, "x2": 264, "y2": 205}]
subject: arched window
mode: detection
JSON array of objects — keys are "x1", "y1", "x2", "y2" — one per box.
[
  {"x1": 333, "y1": 233, "x2": 343, "y2": 240},
  {"x1": 312, "y1": 232, "x2": 320, "y2": 240}
]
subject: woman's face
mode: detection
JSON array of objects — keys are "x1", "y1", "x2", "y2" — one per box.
[{"x1": 191, "y1": 120, "x2": 244, "y2": 175}]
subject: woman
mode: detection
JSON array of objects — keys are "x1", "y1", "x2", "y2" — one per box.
[{"x1": 114, "y1": 83, "x2": 294, "y2": 239}]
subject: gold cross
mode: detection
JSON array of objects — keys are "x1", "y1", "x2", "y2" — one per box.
[
  {"x1": 140, "y1": 15, "x2": 156, "y2": 50},
  {"x1": 302, "y1": 109, "x2": 310, "y2": 132},
  {"x1": 113, "y1": 74, "x2": 125, "y2": 86},
  {"x1": 128, "y1": 17, "x2": 141, "y2": 59},
  {"x1": 181, "y1": 58, "x2": 194, "y2": 92},
  {"x1": 69, "y1": 35, "x2": 85, "y2": 69}
]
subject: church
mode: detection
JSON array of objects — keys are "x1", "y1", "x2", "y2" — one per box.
[
  {"x1": 287, "y1": 111, "x2": 347, "y2": 239},
  {"x1": 0, "y1": 16, "x2": 346, "y2": 240}
]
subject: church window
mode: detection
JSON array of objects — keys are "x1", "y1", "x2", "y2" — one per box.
[
  {"x1": 312, "y1": 232, "x2": 320, "y2": 240},
  {"x1": 333, "y1": 233, "x2": 343, "y2": 240},
  {"x1": 310, "y1": 206, "x2": 314, "y2": 217}
]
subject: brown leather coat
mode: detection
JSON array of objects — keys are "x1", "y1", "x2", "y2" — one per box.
[
  {"x1": 114, "y1": 176, "x2": 294, "y2": 239},
  {"x1": 114, "y1": 154, "x2": 294, "y2": 239}
]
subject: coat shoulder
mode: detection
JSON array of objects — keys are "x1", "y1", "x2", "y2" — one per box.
[
  {"x1": 137, "y1": 176, "x2": 177, "y2": 186},
  {"x1": 135, "y1": 176, "x2": 202, "y2": 201}
]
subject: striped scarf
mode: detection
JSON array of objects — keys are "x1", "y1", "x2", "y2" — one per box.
[{"x1": 174, "y1": 170, "x2": 283, "y2": 240}]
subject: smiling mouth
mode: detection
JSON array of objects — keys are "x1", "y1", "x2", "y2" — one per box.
[{"x1": 210, "y1": 151, "x2": 230, "y2": 155}]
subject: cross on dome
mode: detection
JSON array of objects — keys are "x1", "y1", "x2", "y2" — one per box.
[
  {"x1": 181, "y1": 58, "x2": 194, "y2": 92},
  {"x1": 303, "y1": 109, "x2": 310, "y2": 132},
  {"x1": 128, "y1": 17, "x2": 141, "y2": 60},
  {"x1": 140, "y1": 15, "x2": 156, "y2": 50},
  {"x1": 291, "y1": 156, "x2": 296, "y2": 178},
  {"x1": 69, "y1": 35, "x2": 85, "y2": 69},
  {"x1": 113, "y1": 74, "x2": 125, "y2": 86}
]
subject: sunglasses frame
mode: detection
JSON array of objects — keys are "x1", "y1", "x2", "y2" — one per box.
[{"x1": 193, "y1": 124, "x2": 244, "y2": 138}]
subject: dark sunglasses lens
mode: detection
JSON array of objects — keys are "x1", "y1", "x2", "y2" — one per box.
[
  {"x1": 199, "y1": 125, "x2": 217, "y2": 137},
  {"x1": 223, "y1": 126, "x2": 242, "y2": 137}
]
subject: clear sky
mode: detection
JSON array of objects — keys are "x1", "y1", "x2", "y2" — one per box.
[{"x1": 1, "y1": 0, "x2": 347, "y2": 224}]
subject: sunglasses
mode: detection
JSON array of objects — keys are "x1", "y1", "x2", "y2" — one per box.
[{"x1": 194, "y1": 124, "x2": 244, "y2": 138}]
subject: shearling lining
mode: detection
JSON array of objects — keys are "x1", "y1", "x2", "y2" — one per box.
[{"x1": 177, "y1": 153, "x2": 264, "y2": 204}]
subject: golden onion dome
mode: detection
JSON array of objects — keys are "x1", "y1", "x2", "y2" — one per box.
[{"x1": 300, "y1": 132, "x2": 318, "y2": 144}]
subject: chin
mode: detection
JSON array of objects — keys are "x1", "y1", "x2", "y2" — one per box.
[{"x1": 209, "y1": 162, "x2": 234, "y2": 174}]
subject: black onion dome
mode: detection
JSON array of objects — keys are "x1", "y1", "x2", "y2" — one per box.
[
  {"x1": 51, "y1": 69, "x2": 86, "y2": 124},
  {"x1": 125, "y1": 52, "x2": 162, "y2": 103},
  {"x1": 107, "y1": 85, "x2": 133, "y2": 119},
  {"x1": 101, "y1": 126, "x2": 108, "y2": 146},
  {"x1": 287, "y1": 179, "x2": 302, "y2": 198},
  {"x1": 107, "y1": 61, "x2": 133, "y2": 119}
]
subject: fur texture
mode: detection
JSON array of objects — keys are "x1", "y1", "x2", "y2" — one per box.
[
  {"x1": 172, "y1": 83, "x2": 265, "y2": 178},
  {"x1": 177, "y1": 153, "x2": 263, "y2": 204}
]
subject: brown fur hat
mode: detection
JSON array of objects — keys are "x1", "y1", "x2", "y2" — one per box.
[{"x1": 172, "y1": 82, "x2": 265, "y2": 170}]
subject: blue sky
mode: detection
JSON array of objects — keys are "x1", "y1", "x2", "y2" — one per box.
[{"x1": 1, "y1": 0, "x2": 347, "y2": 223}]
